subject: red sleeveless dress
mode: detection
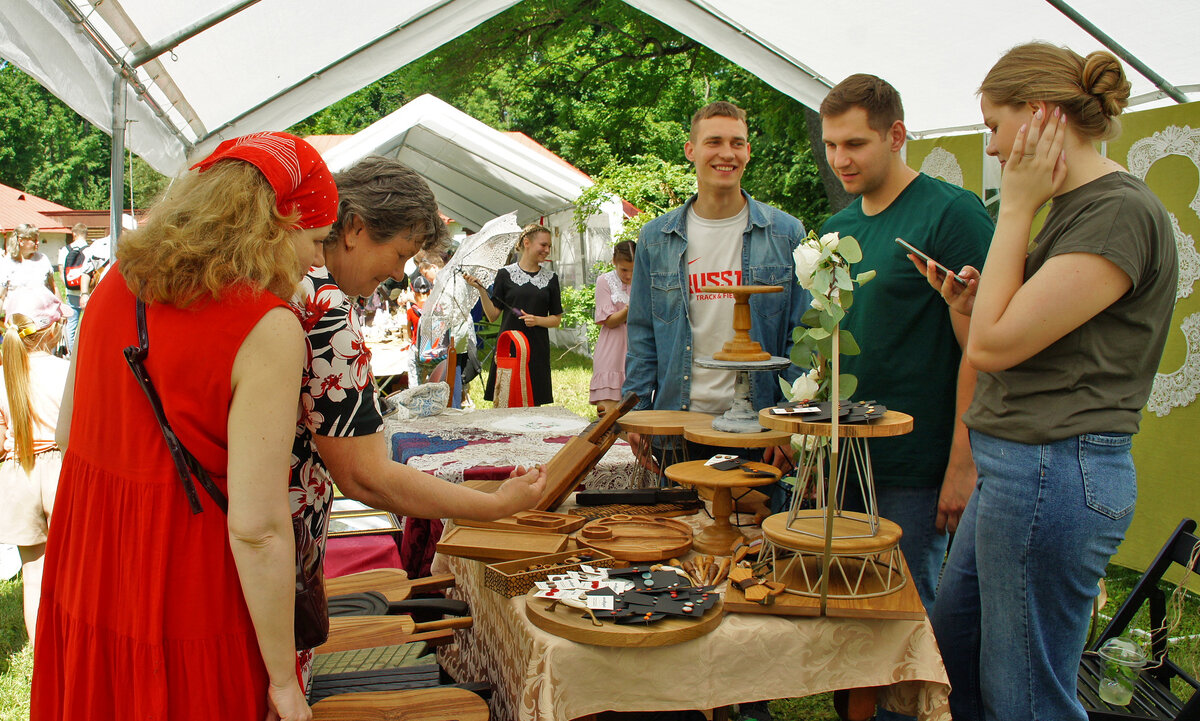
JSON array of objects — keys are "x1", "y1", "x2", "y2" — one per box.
[{"x1": 32, "y1": 267, "x2": 287, "y2": 720}]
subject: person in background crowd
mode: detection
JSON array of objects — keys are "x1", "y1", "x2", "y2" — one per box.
[
  {"x1": 466, "y1": 223, "x2": 563, "y2": 407},
  {"x1": 589, "y1": 240, "x2": 635, "y2": 417},
  {"x1": 927, "y1": 43, "x2": 1178, "y2": 721},
  {"x1": 0, "y1": 225, "x2": 57, "y2": 316},
  {"x1": 819, "y1": 74, "x2": 992, "y2": 623},
  {"x1": 288, "y1": 155, "x2": 545, "y2": 681},
  {"x1": 33, "y1": 131, "x2": 334, "y2": 721},
  {"x1": 0, "y1": 287, "x2": 69, "y2": 648},
  {"x1": 60, "y1": 223, "x2": 93, "y2": 352}
]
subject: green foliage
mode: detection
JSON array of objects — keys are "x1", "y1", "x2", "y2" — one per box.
[
  {"x1": 0, "y1": 62, "x2": 167, "y2": 211},
  {"x1": 573, "y1": 154, "x2": 697, "y2": 245},
  {"x1": 558, "y1": 283, "x2": 599, "y2": 350}
]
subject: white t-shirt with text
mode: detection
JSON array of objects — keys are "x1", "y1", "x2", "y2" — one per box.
[{"x1": 684, "y1": 204, "x2": 747, "y2": 414}]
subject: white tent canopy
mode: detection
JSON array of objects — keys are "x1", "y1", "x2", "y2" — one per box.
[
  {"x1": 2, "y1": 0, "x2": 1197, "y2": 178},
  {"x1": 321, "y1": 94, "x2": 592, "y2": 230}
]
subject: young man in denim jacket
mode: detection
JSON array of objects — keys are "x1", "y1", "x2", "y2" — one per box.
[{"x1": 623, "y1": 102, "x2": 810, "y2": 473}]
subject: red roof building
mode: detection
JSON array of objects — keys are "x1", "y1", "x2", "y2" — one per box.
[{"x1": 0, "y1": 181, "x2": 73, "y2": 234}]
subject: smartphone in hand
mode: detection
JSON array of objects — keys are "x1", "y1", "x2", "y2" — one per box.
[{"x1": 895, "y1": 238, "x2": 969, "y2": 286}]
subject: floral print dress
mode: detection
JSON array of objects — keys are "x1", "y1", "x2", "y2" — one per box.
[{"x1": 288, "y1": 266, "x2": 384, "y2": 677}]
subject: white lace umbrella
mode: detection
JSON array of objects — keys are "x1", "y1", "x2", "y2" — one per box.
[{"x1": 418, "y1": 211, "x2": 521, "y2": 354}]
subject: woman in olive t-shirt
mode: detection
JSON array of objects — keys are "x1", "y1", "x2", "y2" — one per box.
[{"x1": 915, "y1": 44, "x2": 1178, "y2": 721}]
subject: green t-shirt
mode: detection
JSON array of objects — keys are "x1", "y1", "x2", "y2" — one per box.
[
  {"x1": 822, "y1": 173, "x2": 993, "y2": 487},
  {"x1": 963, "y1": 172, "x2": 1177, "y2": 443}
]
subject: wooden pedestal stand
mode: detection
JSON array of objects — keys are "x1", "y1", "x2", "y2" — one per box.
[
  {"x1": 755, "y1": 408, "x2": 923, "y2": 619},
  {"x1": 618, "y1": 410, "x2": 716, "y2": 487},
  {"x1": 696, "y1": 285, "x2": 791, "y2": 433},
  {"x1": 663, "y1": 459, "x2": 781, "y2": 554}
]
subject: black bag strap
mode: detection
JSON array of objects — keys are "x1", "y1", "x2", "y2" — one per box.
[{"x1": 123, "y1": 298, "x2": 228, "y2": 515}]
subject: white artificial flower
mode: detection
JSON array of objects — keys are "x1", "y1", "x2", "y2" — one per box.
[
  {"x1": 793, "y1": 244, "x2": 821, "y2": 289},
  {"x1": 820, "y1": 232, "x2": 841, "y2": 251},
  {"x1": 790, "y1": 370, "x2": 820, "y2": 401}
]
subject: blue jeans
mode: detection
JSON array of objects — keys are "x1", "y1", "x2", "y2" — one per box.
[
  {"x1": 65, "y1": 295, "x2": 83, "y2": 352},
  {"x1": 930, "y1": 430, "x2": 1135, "y2": 721}
]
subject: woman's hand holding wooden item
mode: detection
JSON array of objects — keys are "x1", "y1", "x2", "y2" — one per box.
[{"x1": 497, "y1": 464, "x2": 548, "y2": 515}]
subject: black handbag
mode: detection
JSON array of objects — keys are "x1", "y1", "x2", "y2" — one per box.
[{"x1": 124, "y1": 298, "x2": 329, "y2": 649}]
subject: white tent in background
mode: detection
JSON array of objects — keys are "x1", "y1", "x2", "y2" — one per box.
[{"x1": 319, "y1": 94, "x2": 626, "y2": 287}]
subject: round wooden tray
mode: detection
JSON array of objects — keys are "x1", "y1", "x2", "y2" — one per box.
[
  {"x1": 683, "y1": 423, "x2": 792, "y2": 448},
  {"x1": 757, "y1": 409, "x2": 913, "y2": 438},
  {"x1": 525, "y1": 591, "x2": 724, "y2": 647},
  {"x1": 575, "y1": 514, "x2": 693, "y2": 562},
  {"x1": 619, "y1": 410, "x2": 716, "y2": 435}
]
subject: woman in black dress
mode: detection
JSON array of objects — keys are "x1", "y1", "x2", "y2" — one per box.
[{"x1": 466, "y1": 224, "x2": 562, "y2": 406}]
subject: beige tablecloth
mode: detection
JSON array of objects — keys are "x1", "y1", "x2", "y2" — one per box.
[
  {"x1": 432, "y1": 506, "x2": 951, "y2": 721},
  {"x1": 384, "y1": 406, "x2": 637, "y2": 489}
]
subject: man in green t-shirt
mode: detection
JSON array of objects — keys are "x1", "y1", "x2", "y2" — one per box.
[{"x1": 819, "y1": 74, "x2": 993, "y2": 613}]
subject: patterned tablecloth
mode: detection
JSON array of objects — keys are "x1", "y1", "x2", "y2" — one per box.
[
  {"x1": 432, "y1": 507, "x2": 951, "y2": 721},
  {"x1": 383, "y1": 406, "x2": 637, "y2": 489}
]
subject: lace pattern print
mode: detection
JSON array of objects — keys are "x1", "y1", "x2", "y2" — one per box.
[
  {"x1": 1128, "y1": 125, "x2": 1200, "y2": 416},
  {"x1": 603, "y1": 270, "x2": 629, "y2": 306},
  {"x1": 505, "y1": 262, "x2": 554, "y2": 289},
  {"x1": 918, "y1": 147, "x2": 965, "y2": 188}
]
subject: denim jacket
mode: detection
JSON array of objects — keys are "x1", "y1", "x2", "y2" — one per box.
[{"x1": 623, "y1": 192, "x2": 810, "y2": 412}]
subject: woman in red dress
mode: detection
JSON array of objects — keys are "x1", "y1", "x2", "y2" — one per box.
[{"x1": 31, "y1": 132, "x2": 337, "y2": 721}]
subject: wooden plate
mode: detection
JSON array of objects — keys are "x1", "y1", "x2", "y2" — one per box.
[
  {"x1": 525, "y1": 591, "x2": 723, "y2": 647},
  {"x1": 575, "y1": 514, "x2": 692, "y2": 562},
  {"x1": 436, "y1": 526, "x2": 568, "y2": 561}
]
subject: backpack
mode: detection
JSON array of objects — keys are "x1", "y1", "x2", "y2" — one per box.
[{"x1": 63, "y1": 245, "x2": 89, "y2": 290}]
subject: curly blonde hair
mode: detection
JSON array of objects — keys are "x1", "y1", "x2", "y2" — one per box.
[
  {"x1": 118, "y1": 160, "x2": 304, "y2": 305},
  {"x1": 980, "y1": 42, "x2": 1131, "y2": 141}
]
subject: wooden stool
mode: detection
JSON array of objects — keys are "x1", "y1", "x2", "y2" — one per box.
[
  {"x1": 618, "y1": 410, "x2": 715, "y2": 487},
  {"x1": 759, "y1": 511, "x2": 907, "y2": 599},
  {"x1": 664, "y1": 460, "x2": 781, "y2": 554}
]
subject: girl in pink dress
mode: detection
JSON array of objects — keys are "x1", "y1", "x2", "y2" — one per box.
[{"x1": 589, "y1": 241, "x2": 635, "y2": 417}]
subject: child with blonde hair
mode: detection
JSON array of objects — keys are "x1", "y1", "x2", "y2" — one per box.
[{"x1": 0, "y1": 287, "x2": 69, "y2": 642}]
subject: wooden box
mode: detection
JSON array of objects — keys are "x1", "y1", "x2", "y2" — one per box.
[
  {"x1": 484, "y1": 549, "x2": 616, "y2": 598},
  {"x1": 436, "y1": 526, "x2": 568, "y2": 562}
]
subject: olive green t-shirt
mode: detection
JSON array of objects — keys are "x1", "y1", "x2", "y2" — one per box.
[
  {"x1": 963, "y1": 172, "x2": 1177, "y2": 443},
  {"x1": 822, "y1": 173, "x2": 993, "y2": 487}
]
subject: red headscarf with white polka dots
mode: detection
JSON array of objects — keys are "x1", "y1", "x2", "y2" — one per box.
[{"x1": 191, "y1": 132, "x2": 338, "y2": 229}]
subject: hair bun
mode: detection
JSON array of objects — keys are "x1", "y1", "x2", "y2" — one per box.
[{"x1": 1081, "y1": 51, "x2": 1131, "y2": 117}]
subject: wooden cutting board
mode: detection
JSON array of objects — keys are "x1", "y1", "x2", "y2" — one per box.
[
  {"x1": 536, "y1": 393, "x2": 637, "y2": 511},
  {"x1": 453, "y1": 510, "x2": 587, "y2": 535},
  {"x1": 436, "y1": 526, "x2": 568, "y2": 561},
  {"x1": 575, "y1": 514, "x2": 693, "y2": 562}
]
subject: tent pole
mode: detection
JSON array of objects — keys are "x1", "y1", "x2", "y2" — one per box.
[
  {"x1": 1044, "y1": 0, "x2": 1188, "y2": 104},
  {"x1": 110, "y1": 75, "x2": 128, "y2": 252},
  {"x1": 131, "y1": 0, "x2": 264, "y2": 67}
]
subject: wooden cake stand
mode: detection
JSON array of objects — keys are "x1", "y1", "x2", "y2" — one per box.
[
  {"x1": 664, "y1": 460, "x2": 781, "y2": 554},
  {"x1": 618, "y1": 410, "x2": 716, "y2": 487},
  {"x1": 699, "y1": 284, "x2": 782, "y2": 362}
]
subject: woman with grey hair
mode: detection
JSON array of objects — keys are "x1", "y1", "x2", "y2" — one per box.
[{"x1": 286, "y1": 156, "x2": 545, "y2": 682}]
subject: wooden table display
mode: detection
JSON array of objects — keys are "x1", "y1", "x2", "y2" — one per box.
[
  {"x1": 575, "y1": 515, "x2": 693, "y2": 562},
  {"x1": 618, "y1": 410, "x2": 715, "y2": 487},
  {"x1": 437, "y1": 526, "x2": 569, "y2": 561},
  {"x1": 755, "y1": 408, "x2": 915, "y2": 614},
  {"x1": 524, "y1": 589, "x2": 724, "y2": 647},
  {"x1": 664, "y1": 460, "x2": 781, "y2": 554}
]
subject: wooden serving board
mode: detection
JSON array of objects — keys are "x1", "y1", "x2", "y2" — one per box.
[
  {"x1": 537, "y1": 393, "x2": 637, "y2": 511},
  {"x1": 453, "y1": 510, "x2": 587, "y2": 535},
  {"x1": 524, "y1": 591, "x2": 723, "y2": 647},
  {"x1": 575, "y1": 514, "x2": 692, "y2": 562},
  {"x1": 436, "y1": 526, "x2": 568, "y2": 562}
]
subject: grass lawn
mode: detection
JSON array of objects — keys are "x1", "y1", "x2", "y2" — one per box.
[{"x1": 3, "y1": 351, "x2": 1197, "y2": 719}]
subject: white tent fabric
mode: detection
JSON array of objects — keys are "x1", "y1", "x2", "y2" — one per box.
[
  {"x1": 2, "y1": 0, "x2": 1197, "y2": 177},
  {"x1": 321, "y1": 95, "x2": 591, "y2": 230}
]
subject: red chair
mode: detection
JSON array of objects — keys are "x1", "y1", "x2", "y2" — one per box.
[{"x1": 492, "y1": 330, "x2": 534, "y2": 408}]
